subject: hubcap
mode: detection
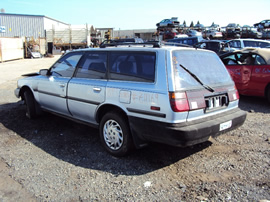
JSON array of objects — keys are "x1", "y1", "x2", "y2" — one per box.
[{"x1": 103, "y1": 119, "x2": 123, "y2": 150}]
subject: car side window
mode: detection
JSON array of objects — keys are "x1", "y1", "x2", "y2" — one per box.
[
  {"x1": 254, "y1": 55, "x2": 266, "y2": 65},
  {"x1": 50, "y1": 52, "x2": 83, "y2": 78},
  {"x1": 109, "y1": 52, "x2": 155, "y2": 82},
  {"x1": 223, "y1": 55, "x2": 238, "y2": 65},
  {"x1": 229, "y1": 40, "x2": 241, "y2": 48},
  {"x1": 75, "y1": 52, "x2": 107, "y2": 79}
]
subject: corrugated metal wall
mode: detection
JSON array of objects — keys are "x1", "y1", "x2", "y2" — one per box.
[
  {"x1": 0, "y1": 14, "x2": 45, "y2": 38},
  {"x1": 46, "y1": 28, "x2": 88, "y2": 44}
]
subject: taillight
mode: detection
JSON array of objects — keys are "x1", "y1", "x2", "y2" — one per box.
[
  {"x1": 228, "y1": 85, "x2": 239, "y2": 101},
  {"x1": 169, "y1": 92, "x2": 190, "y2": 112}
]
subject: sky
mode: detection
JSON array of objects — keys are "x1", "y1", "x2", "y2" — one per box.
[{"x1": 1, "y1": 0, "x2": 270, "y2": 30}]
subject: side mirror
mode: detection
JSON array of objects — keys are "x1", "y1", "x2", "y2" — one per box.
[{"x1": 39, "y1": 69, "x2": 49, "y2": 76}]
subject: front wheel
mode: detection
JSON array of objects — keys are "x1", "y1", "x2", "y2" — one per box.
[
  {"x1": 23, "y1": 90, "x2": 37, "y2": 119},
  {"x1": 99, "y1": 112, "x2": 133, "y2": 157}
]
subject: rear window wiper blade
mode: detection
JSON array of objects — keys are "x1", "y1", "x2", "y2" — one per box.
[{"x1": 179, "y1": 64, "x2": 215, "y2": 93}]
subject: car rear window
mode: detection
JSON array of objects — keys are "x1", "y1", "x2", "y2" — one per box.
[{"x1": 172, "y1": 50, "x2": 232, "y2": 90}]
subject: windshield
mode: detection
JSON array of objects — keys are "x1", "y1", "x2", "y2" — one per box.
[{"x1": 172, "y1": 50, "x2": 232, "y2": 90}]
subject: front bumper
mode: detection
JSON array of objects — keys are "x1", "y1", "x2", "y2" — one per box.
[
  {"x1": 129, "y1": 108, "x2": 246, "y2": 147},
  {"x1": 14, "y1": 88, "x2": 20, "y2": 98}
]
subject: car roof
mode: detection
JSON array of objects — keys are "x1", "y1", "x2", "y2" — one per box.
[{"x1": 226, "y1": 38, "x2": 270, "y2": 43}]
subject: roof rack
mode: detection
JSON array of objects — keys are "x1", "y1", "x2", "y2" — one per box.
[{"x1": 100, "y1": 41, "x2": 161, "y2": 48}]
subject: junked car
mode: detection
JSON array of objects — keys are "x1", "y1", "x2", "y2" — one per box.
[
  {"x1": 156, "y1": 17, "x2": 180, "y2": 28},
  {"x1": 241, "y1": 25, "x2": 262, "y2": 39},
  {"x1": 254, "y1": 19, "x2": 270, "y2": 29},
  {"x1": 225, "y1": 23, "x2": 241, "y2": 38},
  {"x1": 15, "y1": 43, "x2": 246, "y2": 156},
  {"x1": 202, "y1": 30, "x2": 223, "y2": 39},
  {"x1": 220, "y1": 48, "x2": 270, "y2": 102}
]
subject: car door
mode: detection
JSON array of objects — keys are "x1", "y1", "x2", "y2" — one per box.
[
  {"x1": 67, "y1": 51, "x2": 107, "y2": 124},
  {"x1": 37, "y1": 51, "x2": 84, "y2": 115},
  {"x1": 247, "y1": 54, "x2": 270, "y2": 96}
]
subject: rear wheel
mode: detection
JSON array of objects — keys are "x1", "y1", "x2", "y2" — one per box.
[
  {"x1": 23, "y1": 90, "x2": 37, "y2": 119},
  {"x1": 267, "y1": 86, "x2": 270, "y2": 103},
  {"x1": 99, "y1": 112, "x2": 133, "y2": 156}
]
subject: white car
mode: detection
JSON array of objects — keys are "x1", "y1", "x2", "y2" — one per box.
[
  {"x1": 156, "y1": 17, "x2": 179, "y2": 27},
  {"x1": 202, "y1": 30, "x2": 223, "y2": 39},
  {"x1": 223, "y1": 39, "x2": 270, "y2": 52}
]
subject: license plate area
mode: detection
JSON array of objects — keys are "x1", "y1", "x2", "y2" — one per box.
[
  {"x1": 220, "y1": 120, "x2": 232, "y2": 131},
  {"x1": 205, "y1": 94, "x2": 228, "y2": 112}
]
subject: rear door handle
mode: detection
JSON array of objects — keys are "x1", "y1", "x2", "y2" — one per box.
[{"x1": 93, "y1": 87, "x2": 101, "y2": 92}]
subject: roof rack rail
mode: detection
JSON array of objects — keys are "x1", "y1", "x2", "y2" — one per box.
[{"x1": 100, "y1": 41, "x2": 161, "y2": 48}]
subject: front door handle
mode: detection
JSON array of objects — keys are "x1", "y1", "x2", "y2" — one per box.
[{"x1": 59, "y1": 83, "x2": 65, "y2": 87}]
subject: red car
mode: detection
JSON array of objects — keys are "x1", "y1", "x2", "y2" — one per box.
[{"x1": 220, "y1": 48, "x2": 270, "y2": 102}]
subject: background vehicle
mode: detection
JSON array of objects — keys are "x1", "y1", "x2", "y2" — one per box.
[
  {"x1": 202, "y1": 30, "x2": 223, "y2": 39},
  {"x1": 241, "y1": 25, "x2": 262, "y2": 38},
  {"x1": 100, "y1": 38, "x2": 144, "y2": 47},
  {"x1": 15, "y1": 44, "x2": 246, "y2": 156},
  {"x1": 220, "y1": 48, "x2": 270, "y2": 103},
  {"x1": 225, "y1": 23, "x2": 241, "y2": 38},
  {"x1": 194, "y1": 24, "x2": 205, "y2": 31},
  {"x1": 223, "y1": 39, "x2": 270, "y2": 52},
  {"x1": 262, "y1": 31, "x2": 270, "y2": 39},
  {"x1": 167, "y1": 36, "x2": 202, "y2": 46},
  {"x1": 254, "y1": 19, "x2": 270, "y2": 29},
  {"x1": 162, "y1": 30, "x2": 178, "y2": 40},
  {"x1": 194, "y1": 40, "x2": 226, "y2": 55},
  {"x1": 185, "y1": 29, "x2": 202, "y2": 38},
  {"x1": 156, "y1": 17, "x2": 179, "y2": 28}
]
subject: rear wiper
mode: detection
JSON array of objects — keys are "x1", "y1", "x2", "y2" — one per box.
[{"x1": 179, "y1": 64, "x2": 215, "y2": 93}]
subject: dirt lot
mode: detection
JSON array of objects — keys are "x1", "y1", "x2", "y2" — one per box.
[{"x1": 0, "y1": 57, "x2": 269, "y2": 201}]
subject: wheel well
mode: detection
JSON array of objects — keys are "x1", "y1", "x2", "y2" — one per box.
[
  {"x1": 19, "y1": 86, "x2": 33, "y2": 100},
  {"x1": 265, "y1": 83, "x2": 270, "y2": 97},
  {"x1": 96, "y1": 104, "x2": 127, "y2": 124}
]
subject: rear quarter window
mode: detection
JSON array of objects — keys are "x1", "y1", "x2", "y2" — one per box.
[{"x1": 109, "y1": 52, "x2": 155, "y2": 82}]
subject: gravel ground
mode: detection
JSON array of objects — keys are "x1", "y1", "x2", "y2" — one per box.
[{"x1": 0, "y1": 57, "x2": 269, "y2": 201}]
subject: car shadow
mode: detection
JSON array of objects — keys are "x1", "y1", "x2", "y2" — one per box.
[
  {"x1": 0, "y1": 102, "x2": 212, "y2": 176},
  {"x1": 239, "y1": 95, "x2": 270, "y2": 113}
]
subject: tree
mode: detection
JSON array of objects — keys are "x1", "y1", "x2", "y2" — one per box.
[
  {"x1": 190, "y1": 21, "x2": 194, "y2": 28},
  {"x1": 183, "y1": 20, "x2": 186, "y2": 27},
  {"x1": 197, "y1": 21, "x2": 200, "y2": 25}
]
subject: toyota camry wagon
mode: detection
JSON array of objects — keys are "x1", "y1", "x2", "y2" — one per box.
[{"x1": 15, "y1": 43, "x2": 246, "y2": 156}]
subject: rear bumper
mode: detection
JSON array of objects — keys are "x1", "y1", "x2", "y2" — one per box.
[{"x1": 129, "y1": 108, "x2": 246, "y2": 147}]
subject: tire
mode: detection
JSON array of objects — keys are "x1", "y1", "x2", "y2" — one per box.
[
  {"x1": 267, "y1": 86, "x2": 270, "y2": 103},
  {"x1": 99, "y1": 112, "x2": 133, "y2": 157},
  {"x1": 23, "y1": 90, "x2": 37, "y2": 119}
]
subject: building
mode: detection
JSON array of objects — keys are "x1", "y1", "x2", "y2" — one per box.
[
  {"x1": 0, "y1": 13, "x2": 69, "y2": 38},
  {"x1": 0, "y1": 13, "x2": 157, "y2": 61},
  {"x1": 0, "y1": 13, "x2": 70, "y2": 58}
]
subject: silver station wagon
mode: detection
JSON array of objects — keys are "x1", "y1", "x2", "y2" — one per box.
[{"x1": 15, "y1": 43, "x2": 246, "y2": 156}]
